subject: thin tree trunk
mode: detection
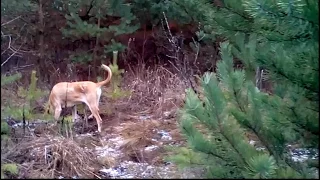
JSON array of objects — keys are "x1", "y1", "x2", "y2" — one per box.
[
  {"x1": 92, "y1": 8, "x2": 101, "y2": 80},
  {"x1": 38, "y1": 0, "x2": 46, "y2": 81}
]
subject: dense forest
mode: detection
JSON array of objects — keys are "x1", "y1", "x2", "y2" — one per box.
[{"x1": 1, "y1": 0, "x2": 319, "y2": 179}]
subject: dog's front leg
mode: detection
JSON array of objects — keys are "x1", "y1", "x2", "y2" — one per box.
[{"x1": 54, "y1": 105, "x2": 62, "y2": 122}]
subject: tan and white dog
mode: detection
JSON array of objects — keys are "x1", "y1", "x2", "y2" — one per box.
[{"x1": 47, "y1": 64, "x2": 112, "y2": 132}]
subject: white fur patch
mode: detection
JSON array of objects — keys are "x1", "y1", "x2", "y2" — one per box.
[{"x1": 97, "y1": 88, "x2": 102, "y2": 98}]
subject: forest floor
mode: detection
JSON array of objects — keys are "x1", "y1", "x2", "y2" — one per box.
[
  {"x1": 1, "y1": 66, "x2": 206, "y2": 179},
  {"x1": 1, "y1": 66, "x2": 318, "y2": 179}
]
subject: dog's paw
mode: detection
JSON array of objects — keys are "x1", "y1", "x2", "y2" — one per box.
[{"x1": 93, "y1": 130, "x2": 102, "y2": 137}]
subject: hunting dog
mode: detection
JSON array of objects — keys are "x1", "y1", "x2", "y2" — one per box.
[{"x1": 47, "y1": 64, "x2": 112, "y2": 132}]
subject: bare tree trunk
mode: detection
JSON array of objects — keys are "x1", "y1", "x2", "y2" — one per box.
[
  {"x1": 92, "y1": 8, "x2": 101, "y2": 80},
  {"x1": 38, "y1": 0, "x2": 47, "y2": 81}
]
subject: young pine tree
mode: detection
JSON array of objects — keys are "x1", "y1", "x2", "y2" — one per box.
[{"x1": 169, "y1": 0, "x2": 318, "y2": 178}]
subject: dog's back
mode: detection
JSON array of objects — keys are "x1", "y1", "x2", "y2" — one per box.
[{"x1": 49, "y1": 81, "x2": 96, "y2": 108}]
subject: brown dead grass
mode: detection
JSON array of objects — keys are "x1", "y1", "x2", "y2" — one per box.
[
  {"x1": 114, "y1": 114, "x2": 186, "y2": 164},
  {"x1": 121, "y1": 64, "x2": 186, "y2": 117},
  {"x1": 5, "y1": 135, "x2": 101, "y2": 179},
  {"x1": 116, "y1": 120, "x2": 160, "y2": 155}
]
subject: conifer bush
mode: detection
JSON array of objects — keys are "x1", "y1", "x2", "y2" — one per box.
[{"x1": 168, "y1": 0, "x2": 319, "y2": 178}]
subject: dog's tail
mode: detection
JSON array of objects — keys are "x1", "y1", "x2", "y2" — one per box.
[{"x1": 96, "y1": 64, "x2": 112, "y2": 87}]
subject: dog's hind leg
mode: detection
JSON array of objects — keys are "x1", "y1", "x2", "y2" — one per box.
[
  {"x1": 88, "y1": 88, "x2": 102, "y2": 119},
  {"x1": 85, "y1": 102, "x2": 102, "y2": 132},
  {"x1": 84, "y1": 92, "x2": 103, "y2": 132},
  {"x1": 88, "y1": 105, "x2": 102, "y2": 132}
]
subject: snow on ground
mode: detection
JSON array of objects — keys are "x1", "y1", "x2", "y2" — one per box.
[
  {"x1": 290, "y1": 148, "x2": 318, "y2": 162},
  {"x1": 145, "y1": 145, "x2": 158, "y2": 151},
  {"x1": 7, "y1": 120, "x2": 319, "y2": 178},
  {"x1": 158, "y1": 130, "x2": 172, "y2": 141},
  {"x1": 99, "y1": 160, "x2": 188, "y2": 179},
  {"x1": 95, "y1": 136, "x2": 125, "y2": 159},
  {"x1": 249, "y1": 140, "x2": 319, "y2": 162}
]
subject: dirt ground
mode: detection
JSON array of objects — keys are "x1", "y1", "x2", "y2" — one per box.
[
  {"x1": 2, "y1": 65, "x2": 318, "y2": 178},
  {"x1": 1, "y1": 66, "x2": 205, "y2": 179}
]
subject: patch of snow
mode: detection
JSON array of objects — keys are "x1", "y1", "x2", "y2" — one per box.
[
  {"x1": 100, "y1": 168, "x2": 120, "y2": 177},
  {"x1": 145, "y1": 145, "x2": 158, "y2": 151},
  {"x1": 95, "y1": 136, "x2": 125, "y2": 158},
  {"x1": 12, "y1": 122, "x2": 23, "y2": 128},
  {"x1": 58, "y1": 176, "x2": 64, "y2": 179},
  {"x1": 163, "y1": 111, "x2": 171, "y2": 117},
  {"x1": 249, "y1": 140, "x2": 255, "y2": 145},
  {"x1": 163, "y1": 111, "x2": 175, "y2": 118},
  {"x1": 98, "y1": 158, "x2": 200, "y2": 178},
  {"x1": 96, "y1": 146, "x2": 121, "y2": 158},
  {"x1": 158, "y1": 130, "x2": 172, "y2": 141},
  {"x1": 9, "y1": 120, "x2": 54, "y2": 132},
  {"x1": 99, "y1": 161, "x2": 149, "y2": 178},
  {"x1": 141, "y1": 165, "x2": 154, "y2": 177},
  {"x1": 75, "y1": 133, "x2": 93, "y2": 137},
  {"x1": 291, "y1": 154, "x2": 309, "y2": 162},
  {"x1": 290, "y1": 148, "x2": 318, "y2": 162},
  {"x1": 30, "y1": 147, "x2": 42, "y2": 157},
  {"x1": 138, "y1": 115, "x2": 152, "y2": 121},
  {"x1": 256, "y1": 147, "x2": 265, "y2": 151},
  {"x1": 108, "y1": 136, "x2": 124, "y2": 145},
  {"x1": 99, "y1": 160, "x2": 185, "y2": 179}
]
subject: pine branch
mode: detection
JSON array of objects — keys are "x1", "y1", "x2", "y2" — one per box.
[
  {"x1": 221, "y1": 6, "x2": 253, "y2": 22},
  {"x1": 232, "y1": 90, "x2": 246, "y2": 112},
  {"x1": 269, "y1": 62, "x2": 318, "y2": 96},
  {"x1": 289, "y1": 106, "x2": 319, "y2": 136},
  {"x1": 219, "y1": 127, "x2": 248, "y2": 167},
  {"x1": 260, "y1": 3, "x2": 318, "y2": 27}
]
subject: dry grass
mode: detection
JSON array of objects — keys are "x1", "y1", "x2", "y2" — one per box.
[
  {"x1": 5, "y1": 135, "x2": 101, "y2": 179},
  {"x1": 113, "y1": 114, "x2": 186, "y2": 165},
  {"x1": 116, "y1": 120, "x2": 161, "y2": 161},
  {"x1": 122, "y1": 64, "x2": 186, "y2": 117},
  {"x1": 109, "y1": 64, "x2": 189, "y2": 163}
]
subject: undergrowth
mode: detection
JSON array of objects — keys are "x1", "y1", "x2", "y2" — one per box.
[
  {"x1": 1, "y1": 163, "x2": 19, "y2": 179},
  {"x1": 2, "y1": 70, "x2": 49, "y2": 121}
]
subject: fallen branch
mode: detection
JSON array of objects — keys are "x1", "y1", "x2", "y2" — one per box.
[{"x1": 1, "y1": 16, "x2": 22, "y2": 26}]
